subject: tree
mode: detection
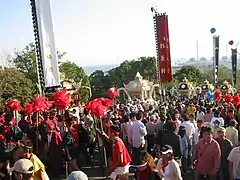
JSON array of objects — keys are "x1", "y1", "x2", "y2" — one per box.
[
  {"x1": 90, "y1": 70, "x2": 112, "y2": 98},
  {"x1": 59, "y1": 61, "x2": 90, "y2": 102},
  {"x1": 9, "y1": 43, "x2": 66, "y2": 91},
  {"x1": 10, "y1": 43, "x2": 38, "y2": 86},
  {"x1": 0, "y1": 68, "x2": 35, "y2": 106},
  {"x1": 202, "y1": 66, "x2": 233, "y2": 86},
  {"x1": 90, "y1": 57, "x2": 156, "y2": 98},
  {"x1": 173, "y1": 66, "x2": 204, "y2": 84}
]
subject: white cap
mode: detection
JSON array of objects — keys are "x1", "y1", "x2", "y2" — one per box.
[
  {"x1": 9, "y1": 159, "x2": 34, "y2": 174},
  {"x1": 67, "y1": 171, "x2": 88, "y2": 180}
]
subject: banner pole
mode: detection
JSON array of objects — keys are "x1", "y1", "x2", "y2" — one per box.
[
  {"x1": 30, "y1": 0, "x2": 44, "y2": 95},
  {"x1": 151, "y1": 7, "x2": 162, "y2": 101}
]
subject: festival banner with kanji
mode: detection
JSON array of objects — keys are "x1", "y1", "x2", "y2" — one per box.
[
  {"x1": 35, "y1": 0, "x2": 60, "y2": 87},
  {"x1": 155, "y1": 14, "x2": 172, "y2": 83}
]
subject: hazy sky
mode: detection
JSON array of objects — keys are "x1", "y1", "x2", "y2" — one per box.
[{"x1": 0, "y1": 0, "x2": 239, "y2": 66}]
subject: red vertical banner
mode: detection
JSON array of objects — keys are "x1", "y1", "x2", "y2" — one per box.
[{"x1": 155, "y1": 14, "x2": 172, "y2": 83}]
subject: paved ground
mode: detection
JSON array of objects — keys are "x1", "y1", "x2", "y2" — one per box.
[
  {"x1": 56, "y1": 150, "x2": 195, "y2": 180},
  {"x1": 58, "y1": 168, "x2": 194, "y2": 180}
]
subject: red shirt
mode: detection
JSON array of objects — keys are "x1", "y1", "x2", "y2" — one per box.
[
  {"x1": 112, "y1": 138, "x2": 131, "y2": 167},
  {"x1": 195, "y1": 138, "x2": 221, "y2": 175}
]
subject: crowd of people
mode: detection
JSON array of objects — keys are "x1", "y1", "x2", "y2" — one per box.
[{"x1": 0, "y1": 97, "x2": 240, "y2": 180}]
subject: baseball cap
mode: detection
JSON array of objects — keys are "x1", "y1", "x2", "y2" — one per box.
[
  {"x1": 67, "y1": 171, "x2": 88, "y2": 180},
  {"x1": 9, "y1": 158, "x2": 34, "y2": 174},
  {"x1": 161, "y1": 145, "x2": 173, "y2": 155}
]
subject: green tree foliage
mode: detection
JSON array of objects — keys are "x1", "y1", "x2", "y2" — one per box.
[
  {"x1": 90, "y1": 56, "x2": 240, "y2": 98},
  {"x1": 8, "y1": 43, "x2": 91, "y2": 102},
  {"x1": 202, "y1": 66, "x2": 232, "y2": 86},
  {"x1": 59, "y1": 61, "x2": 90, "y2": 102},
  {"x1": 0, "y1": 68, "x2": 34, "y2": 106},
  {"x1": 90, "y1": 70, "x2": 111, "y2": 98},
  {"x1": 10, "y1": 43, "x2": 38, "y2": 86},
  {"x1": 173, "y1": 66, "x2": 237, "y2": 87},
  {"x1": 90, "y1": 57, "x2": 156, "y2": 98},
  {"x1": 173, "y1": 66, "x2": 204, "y2": 84},
  {"x1": 9, "y1": 43, "x2": 67, "y2": 91},
  {"x1": 110, "y1": 56, "x2": 156, "y2": 87}
]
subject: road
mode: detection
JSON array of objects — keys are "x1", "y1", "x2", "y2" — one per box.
[{"x1": 57, "y1": 150, "x2": 194, "y2": 180}]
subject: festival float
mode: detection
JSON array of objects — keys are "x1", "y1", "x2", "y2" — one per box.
[
  {"x1": 195, "y1": 86, "x2": 202, "y2": 95},
  {"x1": 220, "y1": 80, "x2": 236, "y2": 94},
  {"x1": 45, "y1": 73, "x2": 90, "y2": 105},
  {"x1": 201, "y1": 80, "x2": 214, "y2": 93},
  {"x1": 177, "y1": 77, "x2": 194, "y2": 97},
  {"x1": 118, "y1": 72, "x2": 159, "y2": 101}
]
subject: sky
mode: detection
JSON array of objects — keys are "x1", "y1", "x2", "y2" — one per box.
[{"x1": 0, "y1": 0, "x2": 239, "y2": 67}]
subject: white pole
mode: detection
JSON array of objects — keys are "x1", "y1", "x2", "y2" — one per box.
[{"x1": 196, "y1": 39, "x2": 199, "y2": 61}]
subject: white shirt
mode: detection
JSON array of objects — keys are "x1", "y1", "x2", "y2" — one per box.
[
  {"x1": 120, "y1": 122, "x2": 128, "y2": 139},
  {"x1": 180, "y1": 121, "x2": 196, "y2": 139},
  {"x1": 210, "y1": 117, "x2": 224, "y2": 127},
  {"x1": 196, "y1": 111, "x2": 205, "y2": 121},
  {"x1": 193, "y1": 128, "x2": 201, "y2": 145},
  {"x1": 129, "y1": 120, "x2": 147, "y2": 148},
  {"x1": 47, "y1": 132, "x2": 53, "y2": 146},
  {"x1": 175, "y1": 119, "x2": 182, "y2": 134},
  {"x1": 126, "y1": 121, "x2": 133, "y2": 144},
  {"x1": 157, "y1": 159, "x2": 182, "y2": 180}
]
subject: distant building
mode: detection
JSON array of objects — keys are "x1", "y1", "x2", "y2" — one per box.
[{"x1": 172, "y1": 57, "x2": 239, "y2": 70}]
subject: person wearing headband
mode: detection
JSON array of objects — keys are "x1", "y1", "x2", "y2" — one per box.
[
  {"x1": 19, "y1": 140, "x2": 49, "y2": 180},
  {"x1": 156, "y1": 145, "x2": 182, "y2": 180},
  {"x1": 109, "y1": 125, "x2": 131, "y2": 180}
]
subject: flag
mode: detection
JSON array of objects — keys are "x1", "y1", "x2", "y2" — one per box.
[
  {"x1": 155, "y1": 13, "x2": 172, "y2": 83},
  {"x1": 35, "y1": 0, "x2": 60, "y2": 87}
]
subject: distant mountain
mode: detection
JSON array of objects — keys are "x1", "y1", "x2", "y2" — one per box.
[{"x1": 83, "y1": 64, "x2": 119, "y2": 75}]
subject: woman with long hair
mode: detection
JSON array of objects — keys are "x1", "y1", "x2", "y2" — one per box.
[{"x1": 136, "y1": 151, "x2": 160, "y2": 180}]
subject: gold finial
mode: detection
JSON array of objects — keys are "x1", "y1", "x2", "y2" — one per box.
[{"x1": 204, "y1": 79, "x2": 209, "y2": 84}]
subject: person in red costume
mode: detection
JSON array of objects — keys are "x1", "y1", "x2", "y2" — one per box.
[
  {"x1": 43, "y1": 120, "x2": 63, "y2": 179},
  {"x1": 109, "y1": 125, "x2": 131, "y2": 180},
  {"x1": 0, "y1": 109, "x2": 5, "y2": 124},
  {"x1": 50, "y1": 110, "x2": 58, "y2": 124},
  {"x1": 63, "y1": 118, "x2": 80, "y2": 172}
]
